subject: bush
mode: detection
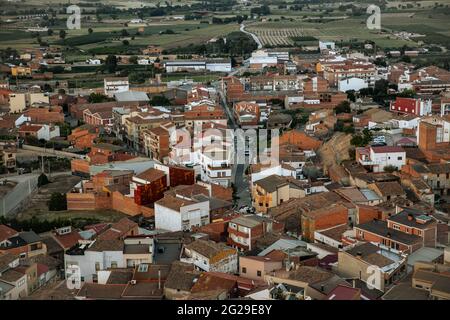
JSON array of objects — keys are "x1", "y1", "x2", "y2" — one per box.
[
  {"x1": 38, "y1": 173, "x2": 50, "y2": 187},
  {"x1": 48, "y1": 193, "x2": 67, "y2": 211},
  {"x1": 383, "y1": 165, "x2": 397, "y2": 173}
]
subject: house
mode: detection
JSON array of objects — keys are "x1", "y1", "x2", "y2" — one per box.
[
  {"x1": 301, "y1": 203, "x2": 349, "y2": 242},
  {"x1": 97, "y1": 218, "x2": 139, "y2": 241},
  {"x1": 264, "y1": 266, "x2": 349, "y2": 300},
  {"x1": 390, "y1": 97, "x2": 432, "y2": 117},
  {"x1": 181, "y1": 239, "x2": 238, "y2": 273},
  {"x1": 356, "y1": 146, "x2": 406, "y2": 173},
  {"x1": 412, "y1": 267, "x2": 450, "y2": 300},
  {"x1": 239, "y1": 256, "x2": 283, "y2": 281},
  {"x1": 0, "y1": 231, "x2": 46, "y2": 258},
  {"x1": 355, "y1": 209, "x2": 437, "y2": 253},
  {"x1": 367, "y1": 181, "x2": 406, "y2": 202},
  {"x1": 163, "y1": 261, "x2": 200, "y2": 300},
  {"x1": 0, "y1": 142, "x2": 16, "y2": 172},
  {"x1": 234, "y1": 101, "x2": 260, "y2": 127},
  {"x1": 227, "y1": 215, "x2": 284, "y2": 251},
  {"x1": 251, "y1": 175, "x2": 290, "y2": 214},
  {"x1": 154, "y1": 193, "x2": 210, "y2": 232},
  {"x1": 338, "y1": 77, "x2": 369, "y2": 92},
  {"x1": 18, "y1": 124, "x2": 60, "y2": 141},
  {"x1": 24, "y1": 106, "x2": 64, "y2": 124},
  {"x1": 142, "y1": 126, "x2": 171, "y2": 161},
  {"x1": 64, "y1": 239, "x2": 125, "y2": 283},
  {"x1": 68, "y1": 124, "x2": 101, "y2": 149},
  {"x1": 104, "y1": 77, "x2": 129, "y2": 97},
  {"x1": 130, "y1": 168, "x2": 167, "y2": 206},
  {"x1": 337, "y1": 242, "x2": 407, "y2": 292},
  {"x1": 416, "y1": 117, "x2": 450, "y2": 162},
  {"x1": 0, "y1": 253, "x2": 28, "y2": 300},
  {"x1": 9, "y1": 92, "x2": 49, "y2": 113},
  {"x1": 402, "y1": 163, "x2": 450, "y2": 197}
]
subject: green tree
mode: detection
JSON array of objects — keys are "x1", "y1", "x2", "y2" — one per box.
[
  {"x1": 335, "y1": 101, "x2": 351, "y2": 114},
  {"x1": 88, "y1": 28, "x2": 93, "y2": 34},
  {"x1": 48, "y1": 193, "x2": 67, "y2": 211},
  {"x1": 105, "y1": 55, "x2": 118, "y2": 73},
  {"x1": 38, "y1": 173, "x2": 50, "y2": 187},
  {"x1": 59, "y1": 29, "x2": 66, "y2": 40}
]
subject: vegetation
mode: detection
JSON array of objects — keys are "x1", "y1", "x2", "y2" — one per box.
[{"x1": 48, "y1": 192, "x2": 67, "y2": 211}]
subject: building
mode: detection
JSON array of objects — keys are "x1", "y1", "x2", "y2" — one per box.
[
  {"x1": 252, "y1": 175, "x2": 292, "y2": 214},
  {"x1": 227, "y1": 215, "x2": 284, "y2": 251},
  {"x1": 9, "y1": 92, "x2": 50, "y2": 113},
  {"x1": 416, "y1": 117, "x2": 450, "y2": 162},
  {"x1": 249, "y1": 50, "x2": 278, "y2": 70},
  {"x1": 338, "y1": 77, "x2": 369, "y2": 92},
  {"x1": 337, "y1": 242, "x2": 407, "y2": 292},
  {"x1": 239, "y1": 256, "x2": 283, "y2": 281},
  {"x1": 0, "y1": 141, "x2": 16, "y2": 172},
  {"x1": 0, "y1": 253, "x2": 28, "y2": 300},
  {"x1": 402, "y1": 163, "x2": 450, "y2": 197},
  {"x1": 355, "y1": 209, "x2": 437, "y2": 253},
  {"x1": 390, "y1": 97, "x2": 432, "y2": 116},
  {"x1": 164, "y1": 60, "x2": 231, "y2": 73},
  {"x1": 154, "y1": 193, "x2": 210, "y2": 232},
  {"x1": 104, "y1": 77, "x2": 130, "y2": 97},
  {"x1": 182, "y1": 239, "x2": 238, "y2": 273},
  {"x1": 233, "y1": 101, "x2": 260, "y2": 127},
  {"x1": 18, "y1": 124, "x2": 60, "y2": 141},
  {"x1": 356, "y1": 146, "x2": 406, "y2": 173}
]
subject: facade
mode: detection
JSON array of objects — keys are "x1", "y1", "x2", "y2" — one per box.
[
  {"x1": 104, "y1": 77, "x2": 130, "y2": 97},
  {"x1": 227, "y1": 215, "x2": 284, "y2": 251},
  {"x1": 356, "y1": 146, "x2": 406, "y2": 173},
  {"x1": 182, "y1": 239, "x2": 238, "y2": 273},
  {"x1": 337, "y1": 242, "x2": 407, "y2": 292},
  {"x1": 239, "y1": 256, "x2": 283, "y2": 281},
  {"x1": 154, "y1": 193, "x2": 210, "y2": 232},
  {"x1": 355, "y1": 209, "x2": 437, "y2": 253},
  {"x1": 390, "y1": 97, "x2": 432, "y2": 116}
]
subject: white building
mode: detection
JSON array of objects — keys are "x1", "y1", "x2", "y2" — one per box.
[
  {"x1": 164, "y1": 60, "x2": 231, "y2": 73},
  {"x1": 199, "y1": 144, "x2": 233, "y2": 187},
  {"x1": 104, "y1": 77, "x2": 130, "y2": 97},
  {"x1": 250, "y1": 164, "x2": 296, "y2": 184},
  {"x1": 154, "y1": 194, "x2": 210, "y2": 232},
  {"x1": 0, "y1": 254, "x2": 28, "y2": 300},
  {"x1": 338, "y1": 77, "x2": 369, "y2": 92},
  {"x1": 357, "y1": 146, "x2": 406, "y2": 173},
  {"x1": 64, "y1": 240, "x2": 125, "y2": 283},
  {"x1": 19, "y1": 124, "x2": 60, "y2": 141},
  {"x1": 87, "y1": 59, "x2": 101, "y2": 65},
  {"x1": 319, "y1": 41, "x2": 335, "y2": 51},
  {"x1": 249, "y1": 50, "x2": 278, "y2": 69},
  {"x1": 182, "y1": 239, "x2": 238, "y2": 273}
]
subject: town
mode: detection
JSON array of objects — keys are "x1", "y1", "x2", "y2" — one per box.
[{"x1": 0, "y1": 0, "x2": 449, "y2": 302}]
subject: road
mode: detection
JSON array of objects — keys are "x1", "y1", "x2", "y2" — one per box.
[
  {"x1": 214, "y1": 79, "x2": 252, "y2": 208},
  {"x1": 240, "y1": 23, "x2": 262, "y2": 50}
]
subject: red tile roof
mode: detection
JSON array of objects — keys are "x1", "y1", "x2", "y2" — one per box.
[
  {"x1": 371, "y1": 146, "x2": 404, "y2": 154},
  {"x1": 0, "y1": 224, "x2": 18, "y2": 242},
  {"x1": 54, "y1": 231, "x2": 82, "y2": 250}
]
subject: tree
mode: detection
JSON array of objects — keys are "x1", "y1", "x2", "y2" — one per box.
[
  {"x1": 88, "y1": 28, "x2": 93, "y2": 34},
  {"x1": 150, "y1": 95, "x2": 171, "y2": 106},
  {"x1": 47, "y1": 28, "x2": 53, "y2": 36},
  {"x1": 48, "y1": 193, "x2": 67, "y2": 211},
  {"x1": 38, "y1": 173, "x2": 50, "y2": 187},
  {"x1": 335, "y1": 101, "x2": 351, "y2": 114},
  {"x1": 59, "y1": 29, "x2": 66, "y2": 40},
  {"x1": 88, "y1": 92, "x2": 113, "y2": 103},
  {"x1": 105, "y1": 55, "x2": 118, "y2": 73},
  {"x1": 384, "y1": 165, "x2": 397, "y2": 173},
  {"x1": 129, "y1": 56, "x2": 138, "y2": 64},
  {"x1": 122, "y1": 40, "x2": 129, "y2": 46}
]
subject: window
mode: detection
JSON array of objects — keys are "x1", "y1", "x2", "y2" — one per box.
[
  {"x1": 393, "y1": 224, "x2": 400, "y2": 231},
  {"x1": 111, "y1": 261, "x2": 118, "y2": 268},
  {"x1": 95, "y1": 262, "x2": 100, "y2": 271},
  {"x1": 242, "y1": 267, "x2": 247, "y2": 274},
  {"x1": 397, "y1": 157, "x2": 402, "y2": 160},
  {"x1": 257, "y1": 271, "x2": 262, "y2": 277}
]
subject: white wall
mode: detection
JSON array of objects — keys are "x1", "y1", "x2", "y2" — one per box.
[{"x1": 338, "y1": 77, "x2": 369, "y2": 92}]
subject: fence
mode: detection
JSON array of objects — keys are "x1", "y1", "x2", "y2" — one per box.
[
  {"x1": 22, "y1": 145, "x2": 86, "y2": 159},
  {"x1": 0, "y1": 175, "x2": 39, "y2": 217}
]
